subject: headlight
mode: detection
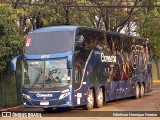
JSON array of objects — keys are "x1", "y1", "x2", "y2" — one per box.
[
  {"x1": 23, "y1": 94, "x2": 31, "y2": 99},
  {"x1": 59, "y1": 92, "x2": 70, "y2": 99}
]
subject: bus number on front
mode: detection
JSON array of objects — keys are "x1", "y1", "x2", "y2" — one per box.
[{"x1": 41, "y1": 55, "x2": 49, "y2": 59}]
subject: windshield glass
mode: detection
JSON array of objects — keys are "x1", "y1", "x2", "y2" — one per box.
[{"x1": 22, "y1": 58, "x2": 71, "y2": 88}]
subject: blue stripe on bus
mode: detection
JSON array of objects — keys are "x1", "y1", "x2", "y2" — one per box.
[{"x1": 23, "y1": 51, "x2": 73, "y2": 60}]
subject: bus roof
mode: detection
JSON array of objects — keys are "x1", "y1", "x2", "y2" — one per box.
[
  {"x1": 29, "y1": 26, "x2": 81, "y2": 34},
  {"x1": 29, "y1": 25, "x2": 148, "y2": 41}
]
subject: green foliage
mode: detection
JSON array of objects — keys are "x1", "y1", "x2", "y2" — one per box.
[
  {"x1": 0, "y1": 4, "x2": 23, "y2": 73},
  {"x1": 137, "y1": 3, "x2": 160, "y2": 58},
  {"x1": 0, "y1": 74, "x2": 18, "y2": 106}
]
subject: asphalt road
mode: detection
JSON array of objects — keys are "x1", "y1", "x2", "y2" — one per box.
[{"x1": 1, "y1": 82, "x2": 160, "y2": 119}]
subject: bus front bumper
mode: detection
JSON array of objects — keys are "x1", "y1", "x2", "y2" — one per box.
[{"x1": 23, "y1": 96, "x2": 72, "y2": 108}]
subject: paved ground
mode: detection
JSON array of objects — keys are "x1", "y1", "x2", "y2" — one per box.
[{"x1": 1, "y1": 82, "x2": 160, "y2": 120}]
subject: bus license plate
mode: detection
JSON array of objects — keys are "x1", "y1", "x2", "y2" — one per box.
[{"x1": 40, "y1": 101, "x2": 49, "y2": 106}]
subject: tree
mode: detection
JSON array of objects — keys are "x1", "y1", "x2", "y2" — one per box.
[
  {"x1": 1, "y1": 0, "x2": 160, "y2": 58},
  {"x1": 136, "y1": 0, "x2": 160, "y2": 79},
  {"x1": 137, "y1": 0, "x2": 160, "y2": 58},
  {"x1": 0, "y1": 4, "x2": 23, "y2": 76}
]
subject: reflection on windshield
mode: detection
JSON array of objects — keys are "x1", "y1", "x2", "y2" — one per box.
[{"x1": 23, "y1": 59, "x2": 71, "y2": 88}]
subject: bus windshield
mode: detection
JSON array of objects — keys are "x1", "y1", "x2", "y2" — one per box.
[{"x1": 23, "y1": 58, "x2": 71, "y2": 89}]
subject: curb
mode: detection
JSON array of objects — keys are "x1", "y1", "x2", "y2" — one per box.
[
  {"x1": 0, "y1": 105, "x2": 23, "y2": 112},
  {"x1": 153, "y1": 80, "x2": 160, "y2": 83}
]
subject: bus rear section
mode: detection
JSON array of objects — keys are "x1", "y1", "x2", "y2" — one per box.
[{"x1": 71, "y1": 27, "x2": 152, "y2": 109}]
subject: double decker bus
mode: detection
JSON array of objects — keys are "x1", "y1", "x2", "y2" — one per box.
[{"x1": 11, "y1": 26, "x2": 152, "y2": 111}]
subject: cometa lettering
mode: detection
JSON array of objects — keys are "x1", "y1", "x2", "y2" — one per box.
[{"x1": 101, "y1": 53, "x2": 116, "y2": 62}]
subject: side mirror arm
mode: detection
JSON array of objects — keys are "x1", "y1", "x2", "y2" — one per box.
[{"x1": 67, "y1": 55, "x2": 72, "y2": 69}]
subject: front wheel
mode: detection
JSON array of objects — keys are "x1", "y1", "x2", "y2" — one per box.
[
  {"x1": 94, "y1": 88, "x2": 104, "y2": 108},
  {"x1": 83, "y1": 89, "x2": 94, "y2": 110}
]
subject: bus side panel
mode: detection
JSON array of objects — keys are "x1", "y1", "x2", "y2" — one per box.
[{"x1": 73, "y1": 51, "x2": 97, "y2": 107}]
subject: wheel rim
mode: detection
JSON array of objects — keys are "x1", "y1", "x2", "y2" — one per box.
[
  {"x1": 87, "y1": 90, "x2": 94, "y2": 108},
  {"x1": 136, "y1": 84, "x2": 139, "y2": 97},
  {"x1": 141, "y1": 84, "x2": 144, "y2": 96},
  {"x1": 97, "y1": 88, "x2": 103, "y2": 106}
]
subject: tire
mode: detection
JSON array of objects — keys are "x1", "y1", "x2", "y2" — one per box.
[
  {"x1": 140, "y1": 83, "x2": 145, "y2": 98},
  {"x1": 94, "y1": 88, "x2": 104, "y2": 108},
  {"x1": 83, "y1": 89, "x2": 94, "y2": 110},
  {"x1": 134, "y1": 83, "x2": 140, "y2": 99},
  {"x1": 43, "y1": 108, "x2": 53, "y2": 112}
]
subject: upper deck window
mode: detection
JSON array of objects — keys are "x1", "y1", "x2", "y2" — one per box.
[{"x1": 24, "y1": 31, "x2": 74, "y2": 55}]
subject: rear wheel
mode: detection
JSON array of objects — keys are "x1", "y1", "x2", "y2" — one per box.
[
  {"x1": 140, "y1": 83, "x2": 145, "y2": 97},
  {"x1": 94, "y1": 88, "x2": 104, "y2": 108},
  {"x1": 134, "y1": 83, "x2": 140, "y2": 99},
  {"x1": 83, "y1": 89, "x2": 94, "y2": 110}
]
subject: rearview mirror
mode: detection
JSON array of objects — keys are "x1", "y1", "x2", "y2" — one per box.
[{"x1": 11, "y1": 55, "x2": 22, "y2": 72}]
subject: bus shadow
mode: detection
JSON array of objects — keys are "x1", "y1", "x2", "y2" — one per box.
[
  {"x1": 102, "y1": 94, "x2": 153, "y2": 106},
  {"x1": 120, "y1": 94, "x2": 151, "y2": 100},
  {"x1": 42, "y1": 107, "x2": 73, "y2": 113}
]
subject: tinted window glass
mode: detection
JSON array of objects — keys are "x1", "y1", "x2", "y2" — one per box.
[{"x1": 25, "y1": 31, "x2": 74, "y2": 54}]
